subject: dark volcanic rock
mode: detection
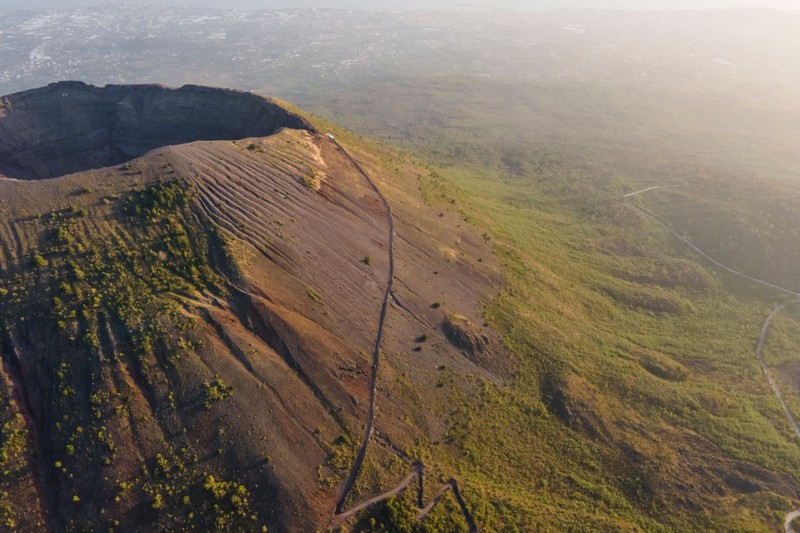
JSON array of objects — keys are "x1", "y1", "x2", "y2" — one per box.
[{"x1": 0, "y1": 81, "x2": 313, "y2": 180}]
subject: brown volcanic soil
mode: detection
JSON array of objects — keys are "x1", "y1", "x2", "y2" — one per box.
[{"x1": 0, "y1": 84, "x2": 501, "y2": 531}]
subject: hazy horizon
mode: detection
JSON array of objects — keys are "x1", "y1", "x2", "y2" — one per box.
[{"x1": 3, "y1": 0, "x2": 800, "y2": 11}]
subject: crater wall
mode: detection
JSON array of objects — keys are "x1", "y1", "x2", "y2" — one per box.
[{"x1": 0, "y1": 81, "x2": 313, "y2": 180}]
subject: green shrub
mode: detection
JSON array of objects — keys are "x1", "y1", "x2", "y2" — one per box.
[
  {"x1": 203, "y1": 379, "x2": 232, "y2": 409},
  {"x1": 32, "y1": 254, "x2": 48, "y2": 268}
]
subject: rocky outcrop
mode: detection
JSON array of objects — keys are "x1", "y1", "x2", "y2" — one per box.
[
  {"x1": 0, "y1": 81, "x2": 313, "y2": 180},
  {"x1": 442, "y1": 313, "x2": 489, "y2": 356}
]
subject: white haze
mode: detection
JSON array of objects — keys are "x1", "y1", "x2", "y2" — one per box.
[{"x1": 3, "y1": 0, "x2": 800, "y2": 10}]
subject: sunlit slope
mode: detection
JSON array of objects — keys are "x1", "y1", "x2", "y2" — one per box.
[{"x1": 305, "y1": 77, "x2": 800, "y2": 531}]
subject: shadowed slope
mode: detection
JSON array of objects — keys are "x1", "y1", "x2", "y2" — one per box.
[
  {"x1": 0, "y1": 89, "x2": 499, "y2": 531},
  {"x1": 0, "y1": 82, "x2": 313, "y2": 181}
]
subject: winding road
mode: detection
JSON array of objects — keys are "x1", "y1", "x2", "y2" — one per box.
[
  {"x1": 621, "y1": 180, "x2": 688, "y2": 199},
  {"x1": 625, "y1": 183, "x2": 799, "y2": 298},
  {"x1": 787, "y1": 510, "x2": 800, "y2": 533},
  {"x1": 756, "y1": 302, "x2": 800, "y2": 440},
  {"x1": 624, "y1": 183, "x2": 800, "y2": 532},
  {"x1": 330, "y1": 138, "x2": 479, "y2": 531}
]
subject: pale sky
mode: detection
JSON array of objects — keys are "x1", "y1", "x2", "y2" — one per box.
[{"x1": 3, "y1": 0, "x2": 800, "y2": 10}]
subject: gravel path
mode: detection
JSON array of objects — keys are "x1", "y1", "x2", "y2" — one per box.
[{"x1": 330, "y1": 138, "x2": 478, "y2": 531}]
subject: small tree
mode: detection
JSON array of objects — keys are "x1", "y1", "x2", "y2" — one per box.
[{"x1": 32, "y1": 254, "x2": 49, "y2": 269}]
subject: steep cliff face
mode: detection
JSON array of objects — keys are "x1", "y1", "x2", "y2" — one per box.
[
  {"x1": 0, "y1": 84, "x2": 500, "y2": 531},
  {"x1": 0, "y1": 82, "x2": 313, "y2": 180}
]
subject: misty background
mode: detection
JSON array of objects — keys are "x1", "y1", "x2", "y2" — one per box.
[
  {"x1": 2, "y1": 1, "x2": 800, "y2": 532},
  {"x1": 1, "y1": 0, "x2": 798, "y2": 223},
  {"x1": 3, "y1": 0, "x2": 800, "y2": 10}
]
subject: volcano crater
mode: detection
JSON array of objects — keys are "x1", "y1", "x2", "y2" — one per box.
[{"x1": 0, "y1": 81, "x2": 313, "y2": 181}]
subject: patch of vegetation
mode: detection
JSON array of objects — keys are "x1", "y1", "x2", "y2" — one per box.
[
  {"x1": 602, "y1": 283, "x2": 691, "y2": 315},
  {"x1": 124, "y1": 180, "x2": 191, "y2": 219},
  {"x1": 638, "y1": 352, "x2": 690, "y2": 383},
  {"x1": 318, "y1": 433, "x2": 357, "y2": 489},
  {"x1": 301, "y1": 167, "x2": 320, "y2": 190},
  {"x1": 0, "y1": 178, "x2": 233, "y2": 528},
  {"x1": 31, "y1": 253, "x2": 48, "y2": 269},
  {"x1": 353, "y1": 492, "x2": 467, "y2": 533},
  {"x1": 610, "y1": 258, "x2": 716, "y2": 292},
  {"x1": 306, "y1": 288, "x2": 321, "y2": 303},
  {"x1": 203, "y1": 378, "x2": 232, "y2": 409},
  {"x1": 0, "y1": 400, "x2": 30, "y2": 529},
  {"x1": 139, "y1": 447, "x2": 263, "y2": 531}
]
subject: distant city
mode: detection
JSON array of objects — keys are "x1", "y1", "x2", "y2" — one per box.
[
  {"x1": 2, "y1": 5, "x2": 797, "y2": 105},
  {"x1": 4, "y1": 1, "x2": 800, "y2": 11}
]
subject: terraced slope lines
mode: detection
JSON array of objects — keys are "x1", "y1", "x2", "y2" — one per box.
[{"x1": 0, "y1": 83, "x2": 499, "y2": 531}]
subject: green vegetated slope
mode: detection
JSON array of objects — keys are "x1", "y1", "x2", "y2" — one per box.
[
  {"x1": 642, "y1": 180, "x2": 800, "y2": 293},
  {"x1": 304, "y1": 77, "x2": 800, "y2": 531}
]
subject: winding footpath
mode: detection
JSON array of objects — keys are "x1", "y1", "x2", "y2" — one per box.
[
  {"x1": 624, "y1": 183, "x2": 800, "y2": 532},
  {"x1": 331, "y1": 139, "x2": 396, "y2": 516},
  {"x1": 330, "y1": 139, "x2": 478, "y2": 531}
]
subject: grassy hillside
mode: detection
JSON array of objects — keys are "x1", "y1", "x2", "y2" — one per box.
[{"x1": 302, "y1": 77, "x2": 800, "y2": 531}]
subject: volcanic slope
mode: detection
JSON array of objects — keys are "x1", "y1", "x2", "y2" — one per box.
[{"x1": 0, "y1": 83, "x2": 500, "y2": 531}]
